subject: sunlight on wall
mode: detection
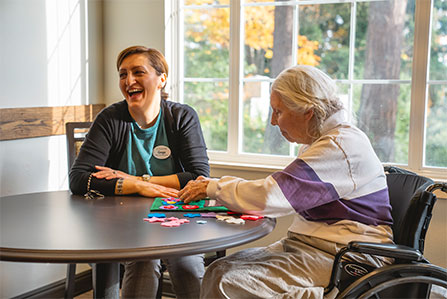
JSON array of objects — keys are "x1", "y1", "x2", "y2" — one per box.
[
  {"x1": 45, "y1": 0, "x2": 86, "y2": 107},
  {"x1": 45, "y1": 0, "x2": 88, "y2": 191}
]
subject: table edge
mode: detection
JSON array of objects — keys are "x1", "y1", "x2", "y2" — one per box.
[{"x1": 0, "y1": 218, "x2": 276, "y2": 263}]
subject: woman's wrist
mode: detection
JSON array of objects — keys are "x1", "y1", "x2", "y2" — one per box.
[
  {"x1": 142, "y1": 174, "x2": 151, "y2": 182},
  {"x1": 115, "y1": 178, "x2": 124, "y2": 195}
]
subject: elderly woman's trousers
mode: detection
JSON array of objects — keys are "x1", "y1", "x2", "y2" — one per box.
[{"x1": 200, "y1": 232, "x2": 388, "y2": 299}]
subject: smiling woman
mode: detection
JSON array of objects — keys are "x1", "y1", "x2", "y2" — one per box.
[{"x1": 68, "y1": 45, "x2": 209, "y2": 299}]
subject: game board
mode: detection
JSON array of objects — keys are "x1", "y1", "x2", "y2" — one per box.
[{"x1": 150, "y1": 197, "x2": 229, "y2": 212}]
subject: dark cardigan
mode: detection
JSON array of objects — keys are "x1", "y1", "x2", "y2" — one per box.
[{"x1": 69, "y1": 99, "x2": 210, "y2": 195}]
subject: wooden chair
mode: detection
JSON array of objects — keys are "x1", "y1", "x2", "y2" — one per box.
[
  {"x1": 66, "y1": 122, "x2": 92, "y2": 169},
  {"x1": 65, "y1": 122, "x2": 92, "y2": 298}
]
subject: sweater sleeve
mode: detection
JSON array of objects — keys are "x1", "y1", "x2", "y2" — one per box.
[
  {"x1": 68, "y1": 109, "x2": 120, "y2": 195},
  {"x1": 207, "y1": 128, "x2": 391, "y2": 226},
  {"x1": 206, "y1": 176, "x2": 296, "y2": 218}
]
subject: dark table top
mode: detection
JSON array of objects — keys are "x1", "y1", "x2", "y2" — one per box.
[{"x1": 0, "y1": 191, "x2": 275, "y2": 263}]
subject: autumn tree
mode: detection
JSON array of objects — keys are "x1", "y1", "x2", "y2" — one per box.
[{"x1": 357, "y1": 0, "x2": 409, "y2": 162}]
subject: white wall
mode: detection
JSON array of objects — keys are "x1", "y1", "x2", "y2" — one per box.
[
  {"x1": 103, "y1": 0, "x2": 166, "y2": 106},
  {"x1": 0, "y1": 0, "x2": 103, "y2": 297}
]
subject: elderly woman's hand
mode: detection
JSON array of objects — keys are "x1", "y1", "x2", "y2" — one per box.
[{"x1": 179, "y1": 176, "x2": 210, "y2": 203}]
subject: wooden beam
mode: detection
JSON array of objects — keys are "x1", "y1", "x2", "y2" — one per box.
[{"x1": 0, "y1": 104, "x2": 105, "y2": 141}]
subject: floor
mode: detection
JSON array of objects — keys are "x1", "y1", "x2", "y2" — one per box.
[
  {"x1": 74, "y1": 290, "x2": 172, "y2": 299},
  {"x1": 75, "y1": 291, "x2": 172, "y2": 299}
]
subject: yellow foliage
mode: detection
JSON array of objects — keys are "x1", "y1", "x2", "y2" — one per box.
[
  {"x1": 185, "y1": 6, "x2": 321, "y2": 66},
  {"x1": 185, "y1": 0, "x2": 230, "y2": 5},
  {"x1": 297, "y1": 35, "x2": 321, "y2": 66},
  {"x1": 185, "y1": 8, "x2": 230, "y2": 47},
  {"x1": 244, "y1": 6, "x2": 275, "y2": 50}
]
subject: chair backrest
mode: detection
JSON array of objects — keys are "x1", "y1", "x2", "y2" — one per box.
[
  {"x1": 384, "y1": 166, "x2": 435, "y2": 253},
  {"x1": 66, "y1": 122, "x2": 92, "y2": 170}
]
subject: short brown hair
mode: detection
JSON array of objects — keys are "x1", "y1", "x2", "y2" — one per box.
[{"x1": 116, "y1": 46, "x2": 169, "y2": 100}]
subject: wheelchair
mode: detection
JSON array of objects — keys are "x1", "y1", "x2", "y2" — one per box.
[{"x1": 324, "y1": 166, "x2": 447, "y2": 298}]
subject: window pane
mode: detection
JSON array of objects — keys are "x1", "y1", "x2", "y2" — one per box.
[
  {"x1": 353, "y1": 83, "x2": 411, "y2": 165},
  {"x1": 184, "y1": 81, "x2": 228, "y2": 151},
  {"x1": 429, "y1": 0, "x2": 447, "y2": 81},
  {"x1": 425, "y1": 85, "x2": 447, "y2": 167},
  {"x1": 354, "y1": 1, "x2": 415, "y2": 80},
  {"x1": 185, "y1": 0, "x2": 229, "y2": 5},
  {"x1": 184, "y1": 7, "x2": 229, "y2": 78},
  {"x1": 243, "y1": 5, "x2": 293, "y2": 79},
  {"x1": 244, "y1": 0, "x2": 272, "y2": 3},
  {"x1": 298, "y1": 3, "x2": 350, "y2": 79},
  {"x1": 242, "y1": 81, "x2": 289, "y2": 155}
]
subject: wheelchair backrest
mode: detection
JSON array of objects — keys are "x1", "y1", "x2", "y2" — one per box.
[{"x1": 385, "y1": 167, "x2": 435, "y2": 253}]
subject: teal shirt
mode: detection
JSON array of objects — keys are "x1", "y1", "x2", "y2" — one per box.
[{"x1": 119, "y1": 109, "x2": 176, "y2": 176}]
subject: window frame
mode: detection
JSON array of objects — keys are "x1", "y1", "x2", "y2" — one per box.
[{"x1": 165, "y1": 0, "x2": 447, "y2": 180}]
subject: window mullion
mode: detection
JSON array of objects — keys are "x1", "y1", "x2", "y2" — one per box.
[
  {"x1": 289, "y1": 4, "x2": 298, "y2": 156},
  {"x1": 346, "y1": 1, "x2": 357, "y2": 123},
  {"x1": 408, "y1": 0, "x2": 432, "y2": 171},
  {"x1": 228, "y1": 0, "x2": 242, "y2": 155},
  {"x1": 165, "y1": 0, "x2": 181, "y2": 103}
]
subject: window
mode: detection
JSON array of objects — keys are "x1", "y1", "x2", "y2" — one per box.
[{"x1": 166, "y1": 0, "x2": 447, "y2": 178}]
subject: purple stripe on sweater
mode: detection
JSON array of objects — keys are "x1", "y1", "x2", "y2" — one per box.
[
  {"x1": 301, "y1": 188, "x2": 392, "y2": 226},
  {"x1": 272, "y1": 159, "x2": 339, "y2": 212},
  {"x1": 272, "y1": 159, "x2": 393, "y2": 226}
]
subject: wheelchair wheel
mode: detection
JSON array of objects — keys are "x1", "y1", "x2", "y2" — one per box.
[{"x1": 337, "y1": 263, "x2": 447, "y2": 299}]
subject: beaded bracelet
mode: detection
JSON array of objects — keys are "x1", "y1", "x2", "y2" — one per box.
[
  {"x1": 84, "y1": 173, "x2": 104, "y2": 200},
  {"x1": 116, "y1": 178, "x2": 124, "y2": 195}
]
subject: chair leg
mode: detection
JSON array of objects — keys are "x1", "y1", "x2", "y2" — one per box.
[
  {"x1": 156, "y1": 271, "x2": 164, "y2": 299},
  {"x1": 64, "y1": 264, "x2": 76, "y2": 299}
]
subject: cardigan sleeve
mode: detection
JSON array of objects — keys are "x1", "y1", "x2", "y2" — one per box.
[{"x1": 68, "y1": 108, "x2": 120, "y2": 195}]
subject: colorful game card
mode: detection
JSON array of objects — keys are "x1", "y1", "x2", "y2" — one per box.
[{"x1": 150, "y1": 197, "x2": 229, "y2": 212}]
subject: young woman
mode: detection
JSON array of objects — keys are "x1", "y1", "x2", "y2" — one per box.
[{"x1": 69, "y1": 46, "x2": 208, "y2": 299}]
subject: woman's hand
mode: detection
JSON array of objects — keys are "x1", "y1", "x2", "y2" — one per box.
[
  {"x1": 136, "y1": 181, "x2": 179, "y2": 198},
  {"x1": 93, "y1": 165, "x2": 137, "y2": 181},
  {"x1": 178, "y1": 176, "x2": 210, "y2": 203}
]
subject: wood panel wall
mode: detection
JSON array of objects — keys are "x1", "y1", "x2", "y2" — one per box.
[{"x1": 0, "y1": 104, "x2": 105, "y2": 141}]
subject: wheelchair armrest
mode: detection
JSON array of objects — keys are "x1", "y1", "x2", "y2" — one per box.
[
  {"x1": 324, "y1": 241, "x2": 425, "y2": 295},
  {"x1": 347, "y1": 241, "x2": 424, "y2": 262}
]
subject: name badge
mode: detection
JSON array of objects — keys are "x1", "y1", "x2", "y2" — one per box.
[{"x1": 153, "y1": 145, "x2": 171, "y2": 159}]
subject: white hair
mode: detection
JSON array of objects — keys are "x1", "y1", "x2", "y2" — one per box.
[{"x1": 271, "y1": 65, "x2": 343, "y2": 139}]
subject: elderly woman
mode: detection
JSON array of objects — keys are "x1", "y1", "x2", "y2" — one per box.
[
  {"x1": 179, "y1": 65, "x2": 393, "y2": 298},
  {"x1": 70, "y1": 46, "x2": 207, "y2": 299}
]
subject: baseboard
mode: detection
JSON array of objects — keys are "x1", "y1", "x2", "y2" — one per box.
[
  {"x1": 13, "y1": 270, "x2": 92, "y2": 299},
  {"x1": 13, "y1": 268, "x2": 177, "y2": 298}
]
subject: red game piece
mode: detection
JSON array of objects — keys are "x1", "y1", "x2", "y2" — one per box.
[
  {"x1": 182, "y1": 205, "x2": 199, "y2": 210},
  {"x1": 240, "y1": 215, "x2": 264, "y2": 221},
  {"x1": 160, "y1": 205, "x2": 178, "y2": 210}
]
